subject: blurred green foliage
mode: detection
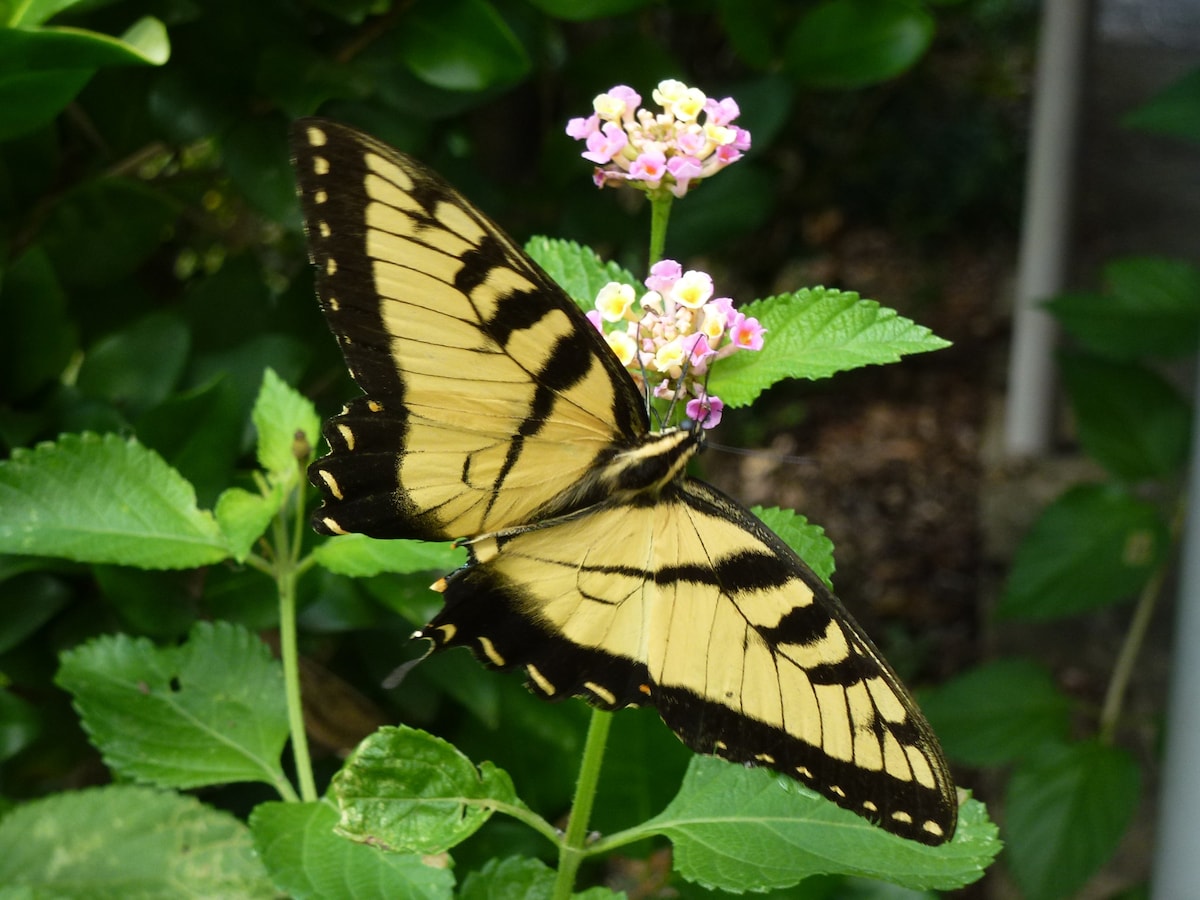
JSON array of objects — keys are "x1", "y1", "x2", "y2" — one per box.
[{"x1": 0, "y1": 0, "x2": 1035, "y2": 895}]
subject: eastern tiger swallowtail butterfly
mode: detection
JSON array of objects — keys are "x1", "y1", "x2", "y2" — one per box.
[{"x1": 290, "y1": 118, "x2": 958, "y2": 845}]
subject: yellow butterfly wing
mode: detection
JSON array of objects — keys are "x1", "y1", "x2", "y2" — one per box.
[
  {"x1": 290, "y1": 118, "x2": 958, "y2": 845},
  {"x1": 420, "y1": 479, "x2": 957, "y2": 845},
  {"x1": 291, "y1": 118, "x2": 648, "y2": 541}
]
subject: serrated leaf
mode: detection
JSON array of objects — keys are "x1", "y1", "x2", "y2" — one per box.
[
  {"x1": 250, "y1": 801, "x2": 455, "y2": 899},
  {"x1": 331, "y1": 725, "x2": 527, "y2": 854},
  {"x1": 215, "y1": 484, "x2": 284, "y2": 562},
  {"x1": 997, "y1": 484, "x2": 1168, "y2": 620},
  {"x1": 1046, "y1": 257, "x2": 1200, "y2": 359},
  {"x1": 918, "y1": 659, "x2": 1072, "y2": 766},
  {"x1": 1005, "y1": 741, "x2": 1140, "y2": 900},
  {"x1": 1059, "y1": 353, "x2": 1190, "y2": 480},
  {"x1": 55, "y1": 620, "x2": 291, "y2": 792},
  {"x1": 0, "y1": 433, "x2": 233, "y2": 569},
  {"x1": 313, "y1": 534, "x2": 467, "y2": 577},
  {"x1": 708, "y1": 288, "x2": 950, "y2": 407},
  {"x1": 0, "y1": 785, "x2": 273, "y2": 897},
  {"x1": 634, "y1": 757, "x2": 997, "y2": 893},
  {"x1": 253, "y1": 368, "x2": 321, "y2": 482},
  {"x1": 460, "y1": 857, "x2": 621, "y2": 899},
  {"x1": 755, "y1": 505, "x2": 835, "y2": 587},
  {"x1": 526, "y1": 236, "x2": 639, "y2": 311}
]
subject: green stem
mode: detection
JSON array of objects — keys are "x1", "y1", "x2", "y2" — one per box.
[
  {"x1": 647, "y1": 193, "x2": 673, "y2": 266},
  {"x1": 271, "y1": 477, "x2": 320, "y2": 803},
  {"x1": 1098, "y1": 497, "x2": 1186, "y2": 743},
  {"x1": 277, "y1": 558, "x2": 319, "y2": 802},
  {"x1": 552, "y1": 708, "x2": 613, "y2": 899}
]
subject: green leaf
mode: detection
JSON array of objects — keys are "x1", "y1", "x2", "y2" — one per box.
[
  {"x1": 252, "y1": 368, "x2": 321, "y2": 483},
  {"x1": 0, "y1": 247, "x2": 77, "y2": 401},
  {"x1": 40, "y1": 176, "x2": 179, "y2": 286},
  {"x1": 784, "y1": 0, "x2": 934, "y2": 89},
  {"x1": 917, "y1": 659, "x2": 1072, "y2": 766},
  {"x1": 1122, "y1": 68, "x2": 1200, "y2": 144},
  {"x1": 997, "y1": 483, "x2": 1170, "y2": 620},
  {"x1": 1059, "y1": 352, "x2": 1190, "y2": 480},
  {"x1": 55, "y1": 621, "x2": 291, "y2": 791},
  {"x1": 717, "y1": 0, "x2": 779, "y2": 67},
  {"x1": 708, "y1": 288, "x2": 950, "y2": 407},
  {"x1": 313, "y1": 535, "x2": 467, "y2": 578},
  {"x1": 1005, "y1": 741, "x2": 1141, "y2": 900},
  {"x1": 0, "y1": 569, "x2": 71, "y2": 654},
  {"x1": 1046, "y1": 257, "x2": 1200, "y2": 359},
  {"x1": 460, "y1": 857, "x2": 621, "y2": 899},
  {"x1": 137, "y1": 376, "x2": 244, "y2": 507},
  {"x1": 0, "y1": 689, "x2": 40, "y2": 762},
  {"x1": 7, "y1": 0, "x2": 89, "y2": 28},
  {"x1": 221, "y1": 116, "x2": 298, "y2": 222},
  {"x1": 250, "y1": 801, "x2": 456, "y2": 899},
  {"x1": 77, "y1": 311, "x2": 190, "y2": 415},
  {"x1": 92, "y1": 565, "x2": 198, "y2": 639},
  {"x1": 637, "y1": 757, "x2": 998, "y2": 893},
  {"x1": 0, "y1": 785, "x2": 273, "y2": 897},
  {"x1": 331, "y1": 725, "x2": 527, "y2": 854},
  {"x1": 526, "y1": 236, "x2": 638, "y2": 311},
  {"x1": 0, "y1": 18, "x2": 169, "y2": 139},
  {"x1": 0, "y1": 433, "x2": 234, "y2": 569},
  {"x1": 215, "y1": 484, "x2": 283, "y2": 563},
  {"x1": 755, "y1": 505, "x2": 836, "y2": 588},
  {"x1": 523, "y1": 0, "x2": 655, "y2": 22},
  {"x1": 398, "y1": 0, "x2": 530, "y2": 92}
]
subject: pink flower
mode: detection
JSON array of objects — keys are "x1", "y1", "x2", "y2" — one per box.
[
  {"x1": 666, "y1": 155, "x2": 703, "y2": 197},
  {"x1": 686, "y1": 393, "x2": 724, "y2": 429},
  {"x1": 566, "y1": 114, "x2": 599, "y2": 140},
  {"x1": 567, "y1": 80, "x2": 751, "y2": 198},
  {"x1": 629, "y1": 149, "x2": 666, "y2": 186},
  {"x1": 730, "y1": 314, "x2": 766, "y2": 351},
  {"x1": 645, "y1": 259, "x2": 682, "y2": 294},
  {"x1": 586, "y1": 309, "x2": 604, "y2": 332},
  {"x1": 583, "y1": 122, "x2": 628, "y2": 164},
  {"x1": 704, "y1": 96, "x2": 740, "y2": 126},
  {"x1": 605, "y1": 85, "x2": 641, "y2": 120}
]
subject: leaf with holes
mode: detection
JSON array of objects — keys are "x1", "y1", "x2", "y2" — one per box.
[{"x1": 55, "y1": 620, "x2": 290, "y2": 792}]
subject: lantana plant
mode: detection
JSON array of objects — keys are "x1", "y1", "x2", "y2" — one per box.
[{"x1": 0, "y1": 78, "x2": 996, "y2": 900}]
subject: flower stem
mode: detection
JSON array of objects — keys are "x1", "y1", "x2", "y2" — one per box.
[
  {"x1": 274, "y1": 481, "x2": 319, "y2": 803},
  {"x1": 552, "y1": 708, "x2": 613, "y2": 899},
  {"x1": 1098, "y1": 497, "x2": 1186, "y2": 744},
  {"x1": 648, "y1": 193, "x2": 673, "y2": 266}
]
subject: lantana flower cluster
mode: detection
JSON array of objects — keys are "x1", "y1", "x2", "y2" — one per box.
[
  {"x1": 586, "y1": 260, "x2": 765, "y2": 429},
  {"x1": 566, "y1": 80, "x2": 752, "y2": 198}
]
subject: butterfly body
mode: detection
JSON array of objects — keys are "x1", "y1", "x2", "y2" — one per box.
[{"x1": 291, "y1": 118, "x2": 957, "y2": 845}]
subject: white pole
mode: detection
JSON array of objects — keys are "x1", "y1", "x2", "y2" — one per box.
[
  {"x1": 1003, "y1": 0, "x2": 1091, "y2": 456},
  {"x1": 1152, "y1": 349, "x2": 1200, "y2": 898}
]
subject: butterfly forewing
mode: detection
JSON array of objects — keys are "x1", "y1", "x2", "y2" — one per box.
[
  {"x1": 291, "y1": 118, "x2": 957, "y2": 845},
  {"x1": 291, "y1": 119, "x2": 648, "y2": 540}
]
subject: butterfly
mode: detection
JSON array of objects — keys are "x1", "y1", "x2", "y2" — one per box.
[{"x1": 289, "y1": 118, "x2": 957, "y2": 845}]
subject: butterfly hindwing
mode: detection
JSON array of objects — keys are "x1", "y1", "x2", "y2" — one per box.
[
  {"x1": 420, "y1": 478, "x2": 956, "y2": 844},
  {"x1": 291, "y1": 119, "x2": 649, "y2": 541}
]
